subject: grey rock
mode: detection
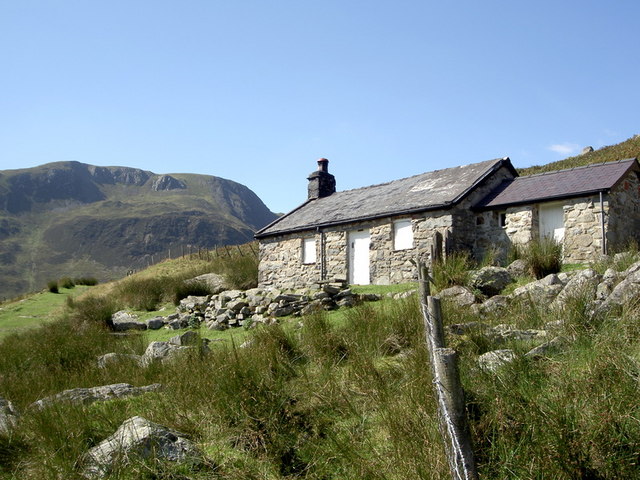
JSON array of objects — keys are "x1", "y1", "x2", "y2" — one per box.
[
  {"x1": 436, "y1": 285, "x2": 476, "y2": 307},
  {"x1": 472, "y1": 295, "x2": 509, "y2": 316},
  {"x1": 506, "y1": 259, "x2": 529, "y2": 277},
  {"x1": 478, "y1": 349, "x2": 517, "y2": 372},
  {"x1": 142, "y1": 341, "x2": 189, "y2": 365},
  {"x1": 145, "y1": 317, "x2": 166, "y2": 330},
  {"x1": 168, "y1": 330, "x2": 199, "y2": 346},
  {"x1": 552, "y1": 269, "x2": 600, "y2": 308},
  {"x1": 470, "y1": 266, "x2": 512, "y2": 296},
  {"x1": 0, "y1": 397, "x2": 19, "y2": 433},
  {"x1": 492, "y1": 324, "x2": 547, "y2": 341},
  {"x1": 111, "y1": 311, "x2": 147, "y2": 332},
  {"x1": 83, "y1": 416, "x2": 202, "y2": 478},
  {"x1": 178, "y1": 295, "x2": 210, "y2": 312},
  {"x1": 525, "y1": 336, "x2": 569, "y2": 359},
  {"x1": 97, "y1": 352, "x2": 143, "y2": 369},
  {"x1": 32, "y1": 383, "x2": 162, "y2": 410},
  {"x1": 187, "y1": 273, "x2": 226, "y2": 294}
]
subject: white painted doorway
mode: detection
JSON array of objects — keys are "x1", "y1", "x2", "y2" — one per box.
[
  {"x1": 348, "y1": 229, "x2": 370, "y2": 285},
  {"x1": 539, "y1": 203, "x2": 565, "y2": 243}
]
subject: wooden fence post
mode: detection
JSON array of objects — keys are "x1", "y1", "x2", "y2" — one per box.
[{"x1": 417, "y1": 262, "x2": 478, "y2": 480}]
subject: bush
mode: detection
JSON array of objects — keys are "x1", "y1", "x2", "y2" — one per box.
[
  {"x1": 46, "y1": 280, "x2": 58, "y2": 294},
  {"x1": 73, "y1": 276, "x2": 98, "y2": 286},
  {"x1": 172, "y1": 280, "x2": 212, "y2": 306},
  {"x1": 221, "y1": 254, "x2": 259, "y2": 290},
  {"x1": 521, "y1": 237, "x2": 563, "y2": 279},
  {"x1": 113, "y1": 276, "x2": 179, "y2": 311},
  {"x1": 58, "y1": 277, "x2": 75, "y2": 289},
  {"x1": 67, "y1": 295, "x2": 117, "y2": 326}
]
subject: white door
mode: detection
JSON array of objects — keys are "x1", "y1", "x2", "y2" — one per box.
[
  {"x1": 539, "y1": 204, "x2": 565, "y2": 242},
  {"x1": 349, "y1": 230, "x2": 370, "y2": 285}
]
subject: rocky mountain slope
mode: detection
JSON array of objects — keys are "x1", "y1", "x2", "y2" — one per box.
[{"x1": 0, "y1": 161, "x2": 278, "y2": 298}]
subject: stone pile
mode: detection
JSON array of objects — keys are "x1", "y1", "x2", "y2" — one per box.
[
  {"x1": 110, "y1": 282, "x2": 384, "y2": 333},
  {"x1": 442, "y1": 255, "x2": 640, "y2": 371}
]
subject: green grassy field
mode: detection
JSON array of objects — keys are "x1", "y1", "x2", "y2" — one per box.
[{"x1": 0, "y1": 286, "x2": 91, "y2": 339}]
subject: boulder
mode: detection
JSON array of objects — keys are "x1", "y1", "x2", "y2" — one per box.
[
  {"x1": 111, "y1": 311, "x2": 147, "y2": 332},
  {"x1": 470, "y1": 266, "x2": 512, "y2": 296},
  {"x1": 0, "y1": 397, "x2": 19, "y2": 433},
  {"x1": 145, "y1": 316, "x2": 166, "y2": 330},
  {"x1": 478, "y1": 349, "x2": 517, "y2": 372},
  {"x1": 525, "y1": 336, "x2": 569, "y2": 359},
  {"x1": 31, "y1": 383, "x2": 162, "y2": 410},
  {"x1": 97, "y1": 352, "x2": 144, "y2": 369},
  {"x1": 551, "y1": 269, "x2": 601, "y2": 309},
  {"x1": 506, "y1": 259, "x2": 529, "y2": 277},
  {"x1": 471, "y1": 295, "x2": 509, "y2": 316},
  {"x1": 178, "y1": 296, "x2": 210, "y2": 312},
  {"x1": 187, "y1": 273, "x2": 226, "y2": 294},
  {"x1": 142, "y1": 341, "x2": 190, "y2": 365},
  {"x1": 82, "y1": 416, "x2": 203, "y2": 478},
  {"x1": 168, "y1": 330, "x2": 199, "y2": 346},
  {"x1": 436, "y1": 285, "x2": 476, "y2": 307}
]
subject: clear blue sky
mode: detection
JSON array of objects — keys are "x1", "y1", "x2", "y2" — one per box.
[{"x1": 1, "y1": 1, "x2": 639, "y2": 213}]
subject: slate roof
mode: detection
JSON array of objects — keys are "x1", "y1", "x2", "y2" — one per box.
[
  {"x1": 477, "y1": 158, "x2": 639, "y2": 209},
  {"x1": 256, "y1": 157, "x2": 514, "y2": 237}
]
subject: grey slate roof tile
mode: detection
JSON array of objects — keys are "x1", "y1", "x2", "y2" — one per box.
[
  {"x1": 257, "y1": 158, "x2": 511, "y2": 237},
  {"x1": 477, "y1": 158, "x2": 639, "y2": 209}
]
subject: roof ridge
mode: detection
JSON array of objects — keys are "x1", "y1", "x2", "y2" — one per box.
[
  {"x1": 519, "y1": 158, "x2": 637, "y2": 179},
  {"x1": 325, "y1": 157, "x2": 507, "y2": 195}
]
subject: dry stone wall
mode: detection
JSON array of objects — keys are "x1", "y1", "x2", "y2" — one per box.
[{"x1": 562, "y1": 196, "x2": 606, "y2": 263}]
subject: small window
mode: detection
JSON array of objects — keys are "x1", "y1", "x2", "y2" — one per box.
[
  {"x1": 302, "y1": 237, "x2": 316, "y2": 264},
  {"x1": 394, "y1": 220, "x2": 413, "y2": 250},
  {"x1": 499, "y1": 212, "x2": 507, "y2": 227}
]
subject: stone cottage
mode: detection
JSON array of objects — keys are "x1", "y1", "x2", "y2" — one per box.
[
  {"x1": 256, "y1": 157, "x2": 640, "y2": 288},
  {"x1": 255, "y1": 157, "x2": 640, "y2": 288},
  {"x1": 255, "y1": 157, "x2": 517, "y2": 288}
]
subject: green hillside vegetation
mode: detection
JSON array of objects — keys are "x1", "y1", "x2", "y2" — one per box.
[
  {"x1": 0, "y1": 162, "x2": 278, "y2": 299},
  {"x1": 518, "y1": 134, "x2": 640, "y2": 175},
  {"x1": 1, "y1": 241, "x2": 640, "y2": 478}
]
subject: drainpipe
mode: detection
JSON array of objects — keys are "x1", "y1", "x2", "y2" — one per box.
[{"x1": 600, "y1": 191, "x2": 607, "y2": 255}]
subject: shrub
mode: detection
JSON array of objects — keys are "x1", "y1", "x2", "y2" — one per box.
[
  {"x1": 521, "y1": 237, "x2": 563, "y2": 279},
  {"x1": 431, "y1": 250, "x2": 473, "y2": 290},
  {"x1": 58, "y1": 277, "x2": 75, "y2": 289},
  {"x1": 113, "y1": 276, "x2": 178, "y2": 311},
  {"x1": 172, "y1": 280, "x2": 212, "y2": 306},
  {"x1": 73, "y1": 276, "x2": 98, "y2": 286},
  {"x1": 46, "y1": 280, "x2": 58, "y2": 294},
  {"x1": 221, "y1": 253, "x2": 259, "y2": 290},
  {"x1": 67, "y1": 295, "x2": 117, "y2": 326}
]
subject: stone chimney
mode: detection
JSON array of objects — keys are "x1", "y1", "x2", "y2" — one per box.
[{"x1": 307, "y1": 158, "x2": 336, "y2": 200}]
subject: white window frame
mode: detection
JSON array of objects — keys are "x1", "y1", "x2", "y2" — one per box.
[
  {"x1": 393, "y1": 219, "x2": 414, "y2": 250},
  {"x1": 302, "y1": 237, "x2": 316, "y2": 264}
]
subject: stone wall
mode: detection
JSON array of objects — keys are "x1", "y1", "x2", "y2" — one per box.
[
  {"x1": 561, "y1": 196, "x2": 606, "y2": 263},
  {"x1": 475, "y1": 205, "x2": 538, "y2": 262},
  {"x1": 607, "y1": 171, "x2": 640, "y2": 250},
  {"x1": 258, "y1": 212, "x2": 453, "y2": 289},
  {"x1": 450, "y1": 164, "x2": 517, "y2": 254}
]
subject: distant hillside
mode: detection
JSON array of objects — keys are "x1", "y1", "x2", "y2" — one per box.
[
  {"x1": 518, "y1": 135, "x2": 640, "y2": 175},
  {"x1": 0, "y1": 161, "x2": 278, "y2": 298}
]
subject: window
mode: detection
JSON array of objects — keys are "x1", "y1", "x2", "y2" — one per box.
[
  {"x1": 393, "y1": 220, "x2": 413, "y2": 250},
  {"x1": 499, "y1": 212, "x2": 507, "y2": 227},
  {"x1": 302, "y1": 237, "x2": 316, "y2": 264}
]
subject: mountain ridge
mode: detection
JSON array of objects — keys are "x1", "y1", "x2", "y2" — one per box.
[{"x1": 0, "y1": 161, "x2": 278, "y2": 298}]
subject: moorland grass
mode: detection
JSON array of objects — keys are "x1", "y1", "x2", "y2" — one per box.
[{"x1": 2, "y1": 248, "x2": 640, "y2": 478}]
